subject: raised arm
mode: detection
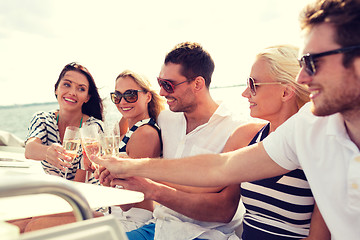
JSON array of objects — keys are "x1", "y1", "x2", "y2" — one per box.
[{"x1": 93, "y1": 142, "x2": 290, "y2": 188}]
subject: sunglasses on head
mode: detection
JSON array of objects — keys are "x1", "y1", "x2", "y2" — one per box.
[
  {"x1": 247, "y1": 77, "x2": 282, "y2": 96},
  {"x1": 298, "y1": 45, "x2": 360, "y2": 76},
  {"x1": 157, "y1": 77, "x2": 194, "y2": 93},
  {"x1": 110, "y1": 89, "x2": 144, "y2": 104}
]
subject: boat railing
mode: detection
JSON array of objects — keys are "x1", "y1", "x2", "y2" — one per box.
[
  {"x1": 0, "y1": 175, "x2": 93, "y2": 222},
  {"x1": 0, "y1": 175, "x2": 128, "y2": 239}
]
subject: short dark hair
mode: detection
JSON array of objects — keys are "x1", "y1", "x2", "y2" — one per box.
[
  {"x1": 164, "y1": 42, "x2": 215, "y2": 88},
  {"x1": 55, "y1": 62, "x2": 103, "y2": 121},
  {"x1": 299, "y1": 0, "x2": 360, "y2": 67}
]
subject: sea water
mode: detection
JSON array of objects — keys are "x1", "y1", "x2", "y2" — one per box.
[{"x1": 0, "y1": 86, "x2": 258, "y2": 141}]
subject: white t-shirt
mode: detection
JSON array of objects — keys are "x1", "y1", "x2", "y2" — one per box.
[
  {"x1": 263, "y1": 102, "x2": 360, "y2": 240},
  {"x1": 153, "y1": 103, "x2": 245, "y2": 240}
]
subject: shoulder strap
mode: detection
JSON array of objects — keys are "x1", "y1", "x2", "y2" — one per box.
[
  {"x1": 248, "y1": 123, "x2": 270, "y2": 146},
  {"x1": 119, "y1": 118, "x2": 161, "y2": 153}
]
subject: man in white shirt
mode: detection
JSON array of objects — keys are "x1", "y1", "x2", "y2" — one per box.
[
  {"x1": 93, "y1": 1, "x2": 360, "y2": 239},
  {"x1": 111, "y1": 42, "x2": 244, "y2": 240}
]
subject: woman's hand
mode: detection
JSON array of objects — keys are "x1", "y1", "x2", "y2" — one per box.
[{"x1": 45, "y1": 143, "x2": 72, "y2": 170}]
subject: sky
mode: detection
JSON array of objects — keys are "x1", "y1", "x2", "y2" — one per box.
[{"x1": 0, "y1": 0, "x2": 313, "y2": 106}]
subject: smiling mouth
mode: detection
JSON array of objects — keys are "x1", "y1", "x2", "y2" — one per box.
[
  {"x1": 64, "y1": 97, "x2": 77, "y2": 103},
  {"x1": 309, "y1": 89, "x2": 320, "y2": 99},
  {"x1": 121, "y1": 107, "x2": 133, "y2": 111},
  {"x1": 166, "y1": 97, "x2": 176, "y2": 104}
]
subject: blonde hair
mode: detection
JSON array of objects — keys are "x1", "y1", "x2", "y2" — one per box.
[
  {"x1": 116, "y1": 70, "x2": 165, "y2": 119},
  {"x1": 256, "y1": 45, "x2": 310, "y2": 109}
]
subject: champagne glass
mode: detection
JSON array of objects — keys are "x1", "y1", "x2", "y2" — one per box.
[
  {"x1": 63, "y1": 126, "x2": 81, "y2": 178},
  {"x1": 80, "y1": 124, "x2": 101, "y2": 170},
  {"x1": 101, "y1": 133, "x2": 115, "y2": 156},
  {"x1": 101, "y1": 121, "x2": 121, "y2": 156},
  {"x1": 113, "y1": 122, "x2": 121, "y2": 156}
]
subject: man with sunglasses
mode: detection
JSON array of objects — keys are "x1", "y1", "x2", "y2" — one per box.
[
  {"x1": 93, "y1": 1, "x2": 360, "y2": 239},
  {"x1": 122, "y1": 42, "x2": 244, "y2": 240}
]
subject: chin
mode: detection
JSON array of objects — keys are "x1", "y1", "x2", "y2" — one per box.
[{"x1": 310, "y1": 103, "x2": 338, "y2": 117}]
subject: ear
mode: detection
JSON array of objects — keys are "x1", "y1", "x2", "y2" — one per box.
[
  {"x1": 193, "y1": 76, "x2": 205, "y2": 91},
  {"x1": 85, "y1": 95, "x2": 91, "y2": 103},
  {"x1": 281, "y1": 85, "x2": 295, "y2": 102},
  {"x1": 145, "y1": 91, "x2": 152, "y2": 104}
]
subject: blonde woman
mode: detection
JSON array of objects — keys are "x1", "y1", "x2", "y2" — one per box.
[
  {"x1": 104, "y1": 70, "x2": 165, "y2": 231},
  {"x1": 223, "y1": 45, "x2": 329, "y2": 239}
]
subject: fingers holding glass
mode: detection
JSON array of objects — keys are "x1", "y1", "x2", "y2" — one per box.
[
  {"x1": 46, "y1": 143, "x2": 72, "y2": 171},
  {"x1": 63, "y1": 126, "x2": 81, "y2": 178}
]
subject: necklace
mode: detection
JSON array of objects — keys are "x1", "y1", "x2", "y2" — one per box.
[{"x1": 56, "y1": 114, "x2": 83, "y2": 128}]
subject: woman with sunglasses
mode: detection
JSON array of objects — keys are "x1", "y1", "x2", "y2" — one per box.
[
  {"x1": 24, "y1": 62, "x2": 103, "y2": 180},
  {"x1": 106, "y1": 70, "x2": 165, "y2": 231},
  {"x1": 223, "y1": 45, "x2": 330, "y2": 239}
]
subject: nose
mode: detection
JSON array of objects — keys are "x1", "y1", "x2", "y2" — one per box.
[
  {"x1": 69, "y1": 86, "x2": 77, "y2": 96},
  {"x1": 159, "y1": 86, "x2": 168, "y2": 97},
  {"x1": 242, "y1": 86, "x2": 251, "y2": 98},
  {"x1": 296, "y1": 68, "x2": 312, "y2": 85}
]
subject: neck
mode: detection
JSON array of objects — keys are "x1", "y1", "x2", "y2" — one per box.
[
  {"x1": 184, "y1": 96, "x2": 218, "y2": 134},
  {"x1": 58, "y1": 110, "x2": 83, "y2": 127},
  {"x1": 127, "y1": 112, "x2": 150, "y2": 129},
  {"x1": 57, "y1": 110, "x2": 83, "y2": 142},
  {"x1": 268, "y1": 102, "x2": 299, "y2": 133},
  {"x1": 343, "y1": 110, "x2": 360, "y2": 150}
]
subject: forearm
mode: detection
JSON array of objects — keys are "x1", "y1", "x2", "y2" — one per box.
[
  {"x1": 163, "y1": 181, "x2": 224, "y2": 193},
  {"x1": 25, "y1": 140, "x2": 49, "y2": 161},
  {"x1": 130, "y1": 154, "x2": 229, "y2": 187},
  {"x1": 94, "y1": 143, "x2": 288, "y2": 188},
  {"x1": 150, "y1": 183, "x2": 240, "y2": 222}
]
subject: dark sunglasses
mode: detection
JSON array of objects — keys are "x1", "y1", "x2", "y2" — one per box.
[
  {"x1": 298, "y1": 45, "x2": 360, "y2": 76},
  {"x1": 157, "y1": 77, "x2": 193, "y2": 93},
  {"x1": 247, "y1": 77, "x2": 282, "y2": 96},
  {"x1": 110, "y1": 89, "x2": 144, "y2": 104}
]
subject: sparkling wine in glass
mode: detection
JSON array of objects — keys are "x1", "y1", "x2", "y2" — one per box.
[
  {"x1": 80, "y1": 124, "x2": 101, "y2": 169},
  {"x1": 102, "y1": 134, "x2": 115, "y2": 156},
  {"x1": 113, "y1": 121, "x2": 121, "y2": 156},
  {"x1": 63, "y1": 126, "x2": 80, "y2": 178}
]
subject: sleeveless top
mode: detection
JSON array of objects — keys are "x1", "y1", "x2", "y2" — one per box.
[
  {"x1": 241, "y1": 123, "x2": 315, "y2": 240},
  {"x1": 119, "y1": 118, "x2": 161, "y2": 153}
]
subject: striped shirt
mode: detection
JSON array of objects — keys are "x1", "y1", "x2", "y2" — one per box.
[
  {"x1": 119, "y1": 118, "x2": 161, "y2": 153},
  {"x1": 26, "y1": 110, "x2": 103, "y2": 181},
  {"x1": 241, "y1": 123, "x2": 314, "y2": 240}
]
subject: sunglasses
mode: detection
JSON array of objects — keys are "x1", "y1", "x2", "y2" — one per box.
[
  {"x1": 110, "y1": 89, "x2": 144, "y2": 104},
  {"x1": 247, "y1": 77, "x2": 282, "y2": 96},
  {"x1": 298, "y1": 45, "x2": 360, "y2": 76},
  {"x1": 157, "y1": 77, "x2": 193, "y2": 93}
]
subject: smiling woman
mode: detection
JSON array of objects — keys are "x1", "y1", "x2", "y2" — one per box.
[{"x1": 24, "y1": 62, "x2": 103, "y2": 180}]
